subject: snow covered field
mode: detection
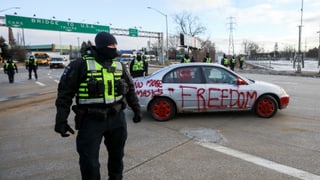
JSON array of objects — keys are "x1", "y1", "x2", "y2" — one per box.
[{"x1": 246, "y1": 59, "x2": 320, "y2": 72}]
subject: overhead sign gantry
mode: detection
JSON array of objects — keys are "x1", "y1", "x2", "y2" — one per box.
[
  {"x1": 1, "y1": 14, "x2": 164, "y2": 64},
  {"x1": 4, "y1": 15, "x2": 161, "y2": 38}
]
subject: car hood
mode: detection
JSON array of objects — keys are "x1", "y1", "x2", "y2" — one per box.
[{"x1": 250, "y1": 80, "x2": 285, "y2": 94}]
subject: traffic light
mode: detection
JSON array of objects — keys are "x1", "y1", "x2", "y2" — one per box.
[{"x1": 180, "y1": 33, "x2": 184, "y2": 46}]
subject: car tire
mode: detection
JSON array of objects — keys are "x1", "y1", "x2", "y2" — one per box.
[
  {"x1": 149, "y1": 97, "x2": 176, "y2": 121},
  {"x1": 255, "y1": 95, "x2": 278, "y2": 118}
]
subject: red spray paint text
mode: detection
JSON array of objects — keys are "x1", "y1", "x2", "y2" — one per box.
[{"x1": 135, "y1": 80, "x2": 258, "y2": 110}]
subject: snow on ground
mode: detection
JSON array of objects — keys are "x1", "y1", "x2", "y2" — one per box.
[{"x1": 246, "y1": 59, "x2": 320, "y2": 72}]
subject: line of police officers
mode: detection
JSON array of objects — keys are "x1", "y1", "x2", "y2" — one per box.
[
  {"x1": 180, "y1": 52, "x2": 245, "y2": 72},
  {"x1": 221, "y1": 54, "x2": 245, "y2": 70},
  {"x1": 2, "y1": 55, "x2": 39, "y2": 83}
]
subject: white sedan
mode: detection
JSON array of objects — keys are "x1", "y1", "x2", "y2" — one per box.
[{"x1": 134, "y1": 63, "x2": 290, "y2": 121}]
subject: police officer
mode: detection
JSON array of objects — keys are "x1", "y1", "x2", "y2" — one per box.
[
  {"x1": 239, "y1": 55, "x2": 245, "y2": 69},
  {"x1": 203, "y1": 53, "x2": 212, "y2": 63},
  {"x1": 129, "y1": 52, "x2": 148, "y2": 78},
  {"x1": 54, "y1": 32, "x2": 142, "y2": 180},
  {"x1": 26, "y1": 55, "x2": 38, "y2": 80},
  {"x1": 221, "y1": 54, "x2": 229, "y2": 67},
  {"x1": 3, "y1": 59, "x2": 18, "y2": 83},
  {"x1": 181, "y1": 54, "x2": 191, "y2": 63},
  {"x1": 230, "y1": 55, "x2": 236, "y2": 71}
]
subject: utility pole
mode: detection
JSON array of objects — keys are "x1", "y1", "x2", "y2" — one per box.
[
  {"x1": 294, "y1": 0, "x2": 304, "y2": 73},
  {"x1": 317, "y1": 30, "x2": 320, "y2": 71},
  {"x1": 147, "y1": 6, "x2": 168, "y2": 64},
  {"x1": 227, "y1": 16, "x2": 236, "y2": 55}
]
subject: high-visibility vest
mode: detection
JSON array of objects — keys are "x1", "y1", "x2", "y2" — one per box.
[
  {"x1": 223, "y1": 58, "x2": 229, "y2": 65},
  {"x1": 232, "y1": 58, "x2": 236, "y2": 63},
  {"x1": 205, "y1": 57, "x2": 211, "y2": 63},
  {"x1": 132, "y1": 60, "x2": 144, "y2": 71},
  {"x1": 240, "y1": 57, "x2": 245, "y2": 62},
  {"x1": 5, "y1": 62, "x2": 17, "y2": 70},
  {"x1": 184, "y1": 58, "x2": 191, "y2": 63},
  {"x1": 26, "y1": 59, "x2": 37, "y2": 66},
  {"x1": 77, "y1": 56, "x2": 123, "y2": 105}
]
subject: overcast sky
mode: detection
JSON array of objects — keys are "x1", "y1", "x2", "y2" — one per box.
[{"x1": 1, "y1": 0, "x2": 319, "y2": 54}]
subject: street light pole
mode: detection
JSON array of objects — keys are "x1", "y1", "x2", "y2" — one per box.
[
  {"x1": 147, "y1": 6, "x2": 168, "y2": 64},
  {"x1": 0, "y1": 7, "x2": 20, "y2": 13},
  {"x1": 295, "y1": 0, "x2": 304, "y2": 73},
  {"x1": 317, "y1": 31, "x2": 320, "y2": 71}
]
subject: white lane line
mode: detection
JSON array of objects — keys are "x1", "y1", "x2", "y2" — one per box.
[
  {"x1": 35, "y1": 81, "x2": 46, "y2": 86},
  {"x1": 198, "y1": 142, "x2": 320, "y2": 180}
]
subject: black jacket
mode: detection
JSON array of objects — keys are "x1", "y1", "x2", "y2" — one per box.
[{"x1": 55, "y1": 47, "x2": 141, "y2": 125}]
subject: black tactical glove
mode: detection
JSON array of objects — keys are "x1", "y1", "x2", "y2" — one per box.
[
  {"x1": 55, "y1": 122, "x2": 75, "y2": 137},
  {"x1": 132, "y1": 112, "x2": 142, "y2": 123}
]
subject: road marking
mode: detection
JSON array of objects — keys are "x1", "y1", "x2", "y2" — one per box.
[
  {"x1": 35, "y1": 81, "x2": 46, "y2": 86},
  {"x1": 198, "y1": 142, "x2": 320, "y2": 180},
  {"x1": 54, "y1": 80, "x2": 59, "y2": 83}
]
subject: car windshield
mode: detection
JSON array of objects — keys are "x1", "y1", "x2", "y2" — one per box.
[{"x1": 51, "y1": 58, "x2": 63, "y2": 61}]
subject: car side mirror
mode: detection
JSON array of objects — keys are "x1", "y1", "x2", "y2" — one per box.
[{"x1": 237, "y1": 77, "x2": 248, "y2": 85}]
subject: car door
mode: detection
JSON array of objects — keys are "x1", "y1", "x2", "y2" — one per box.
[
  {"x1": 162, "y1": 66, "x2": 206, "y2": 112},
  {"x1": 202, "y1": 66, "x2": 253, "y2": 111}
]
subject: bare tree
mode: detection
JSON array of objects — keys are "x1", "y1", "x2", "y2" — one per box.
[
  {"x1": 172, "y1": 11, "x2": 207, "y2": 61},
  {"x1": 200, "y1": 38, "x2": 216, "y2": 59},
  {"x1": 242, "y1": 40, "x2": 262, "y2": 54},
  {"x1": 173, "y1": 11, "x2": 206, "y2": 36}
]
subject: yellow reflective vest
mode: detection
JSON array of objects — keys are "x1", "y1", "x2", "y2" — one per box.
[
  {"x1": 184, "y1": 58, "x2": 191, "y2": 63},
  {"x1": 132, "y1": 60, "x2": 144, "y2": 71},
  {"x1": 77, "y1": 56, "x2": 123, "y2": 105},
  {"x1": 223, "y1": 58, "x2": 229, "y2": 65}
]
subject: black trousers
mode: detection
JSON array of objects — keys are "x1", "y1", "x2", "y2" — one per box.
[
  {"x1": 76, "y1": 110, "x2": 127, "y2": 180},
  {"x1": 7, "y1": 71, "x2": 15, "y2": 83},
  {"x1": 28, "y1": 67, "x2": 38, "y2": 79}
]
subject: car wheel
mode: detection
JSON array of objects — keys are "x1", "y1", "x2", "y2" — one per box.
[
  {"x1": 149, "y1": 97, "x2": 176, "y2": 121},
  {"x1": 255, "y1": 95, "x2": 278, "y2": 118}
]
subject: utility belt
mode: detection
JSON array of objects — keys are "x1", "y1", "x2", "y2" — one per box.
[{"x1": 72, "y1": 102, "x2": 126, "y2": 130}]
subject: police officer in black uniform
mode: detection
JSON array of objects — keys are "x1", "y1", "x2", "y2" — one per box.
[
  {"x1": 3, "y1": 59, "x2": 18, "y2": 83},
  {"x1": 129, "y1": 52, "x2": 148, "y2": 78},
  {"x1": 54, "y1": 32, "x2": 142, "y2": 180},
  {"x1": 26, "y1": 55, "x2": 38, "y2": 80}
]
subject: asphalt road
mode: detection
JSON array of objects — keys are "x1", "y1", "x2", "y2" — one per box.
[{"x1": 0, "y1": 64, "x2": 320, "y2": 180}]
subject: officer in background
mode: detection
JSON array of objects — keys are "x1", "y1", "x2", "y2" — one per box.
[
  {"x1": 230, "y1": 56, "x2": 236, "y2": 71},
  {"x1": 181, "y1": 54, "x2": 192, "y2": 63},
  {"x1": 54, "y1": 32, "x2": 142, "y2": 180},
  {"x1": 3, "y1": 59, "x2": 18, "y2": 83},
  {"x1": 26, "y1": 55, "x2": 38, "y2": 80},
  {"x1": 239, "y1": 55, "x2": 245, "y2": 69},
  {"x1": 129, "y1": 52, "x2": 148, "y2": 78},
  {"x1": 221, "y1": 54, "x2": 229, "y2": 67},
  {"x1": 203, "y1": 53, "x2": 212, "y2": 63}
]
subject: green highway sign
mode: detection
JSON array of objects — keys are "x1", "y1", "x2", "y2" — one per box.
[
  {"x1": 129, "y1": 28, "x2": 138, "y2": 37},
  {"x1": 5, "y1": 15, "x2": 110, "y2": 34}
]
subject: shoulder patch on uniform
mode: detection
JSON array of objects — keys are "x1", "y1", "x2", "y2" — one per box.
[{"x1": 63, "y1": 66, "x2": 71, "y2": 76}]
